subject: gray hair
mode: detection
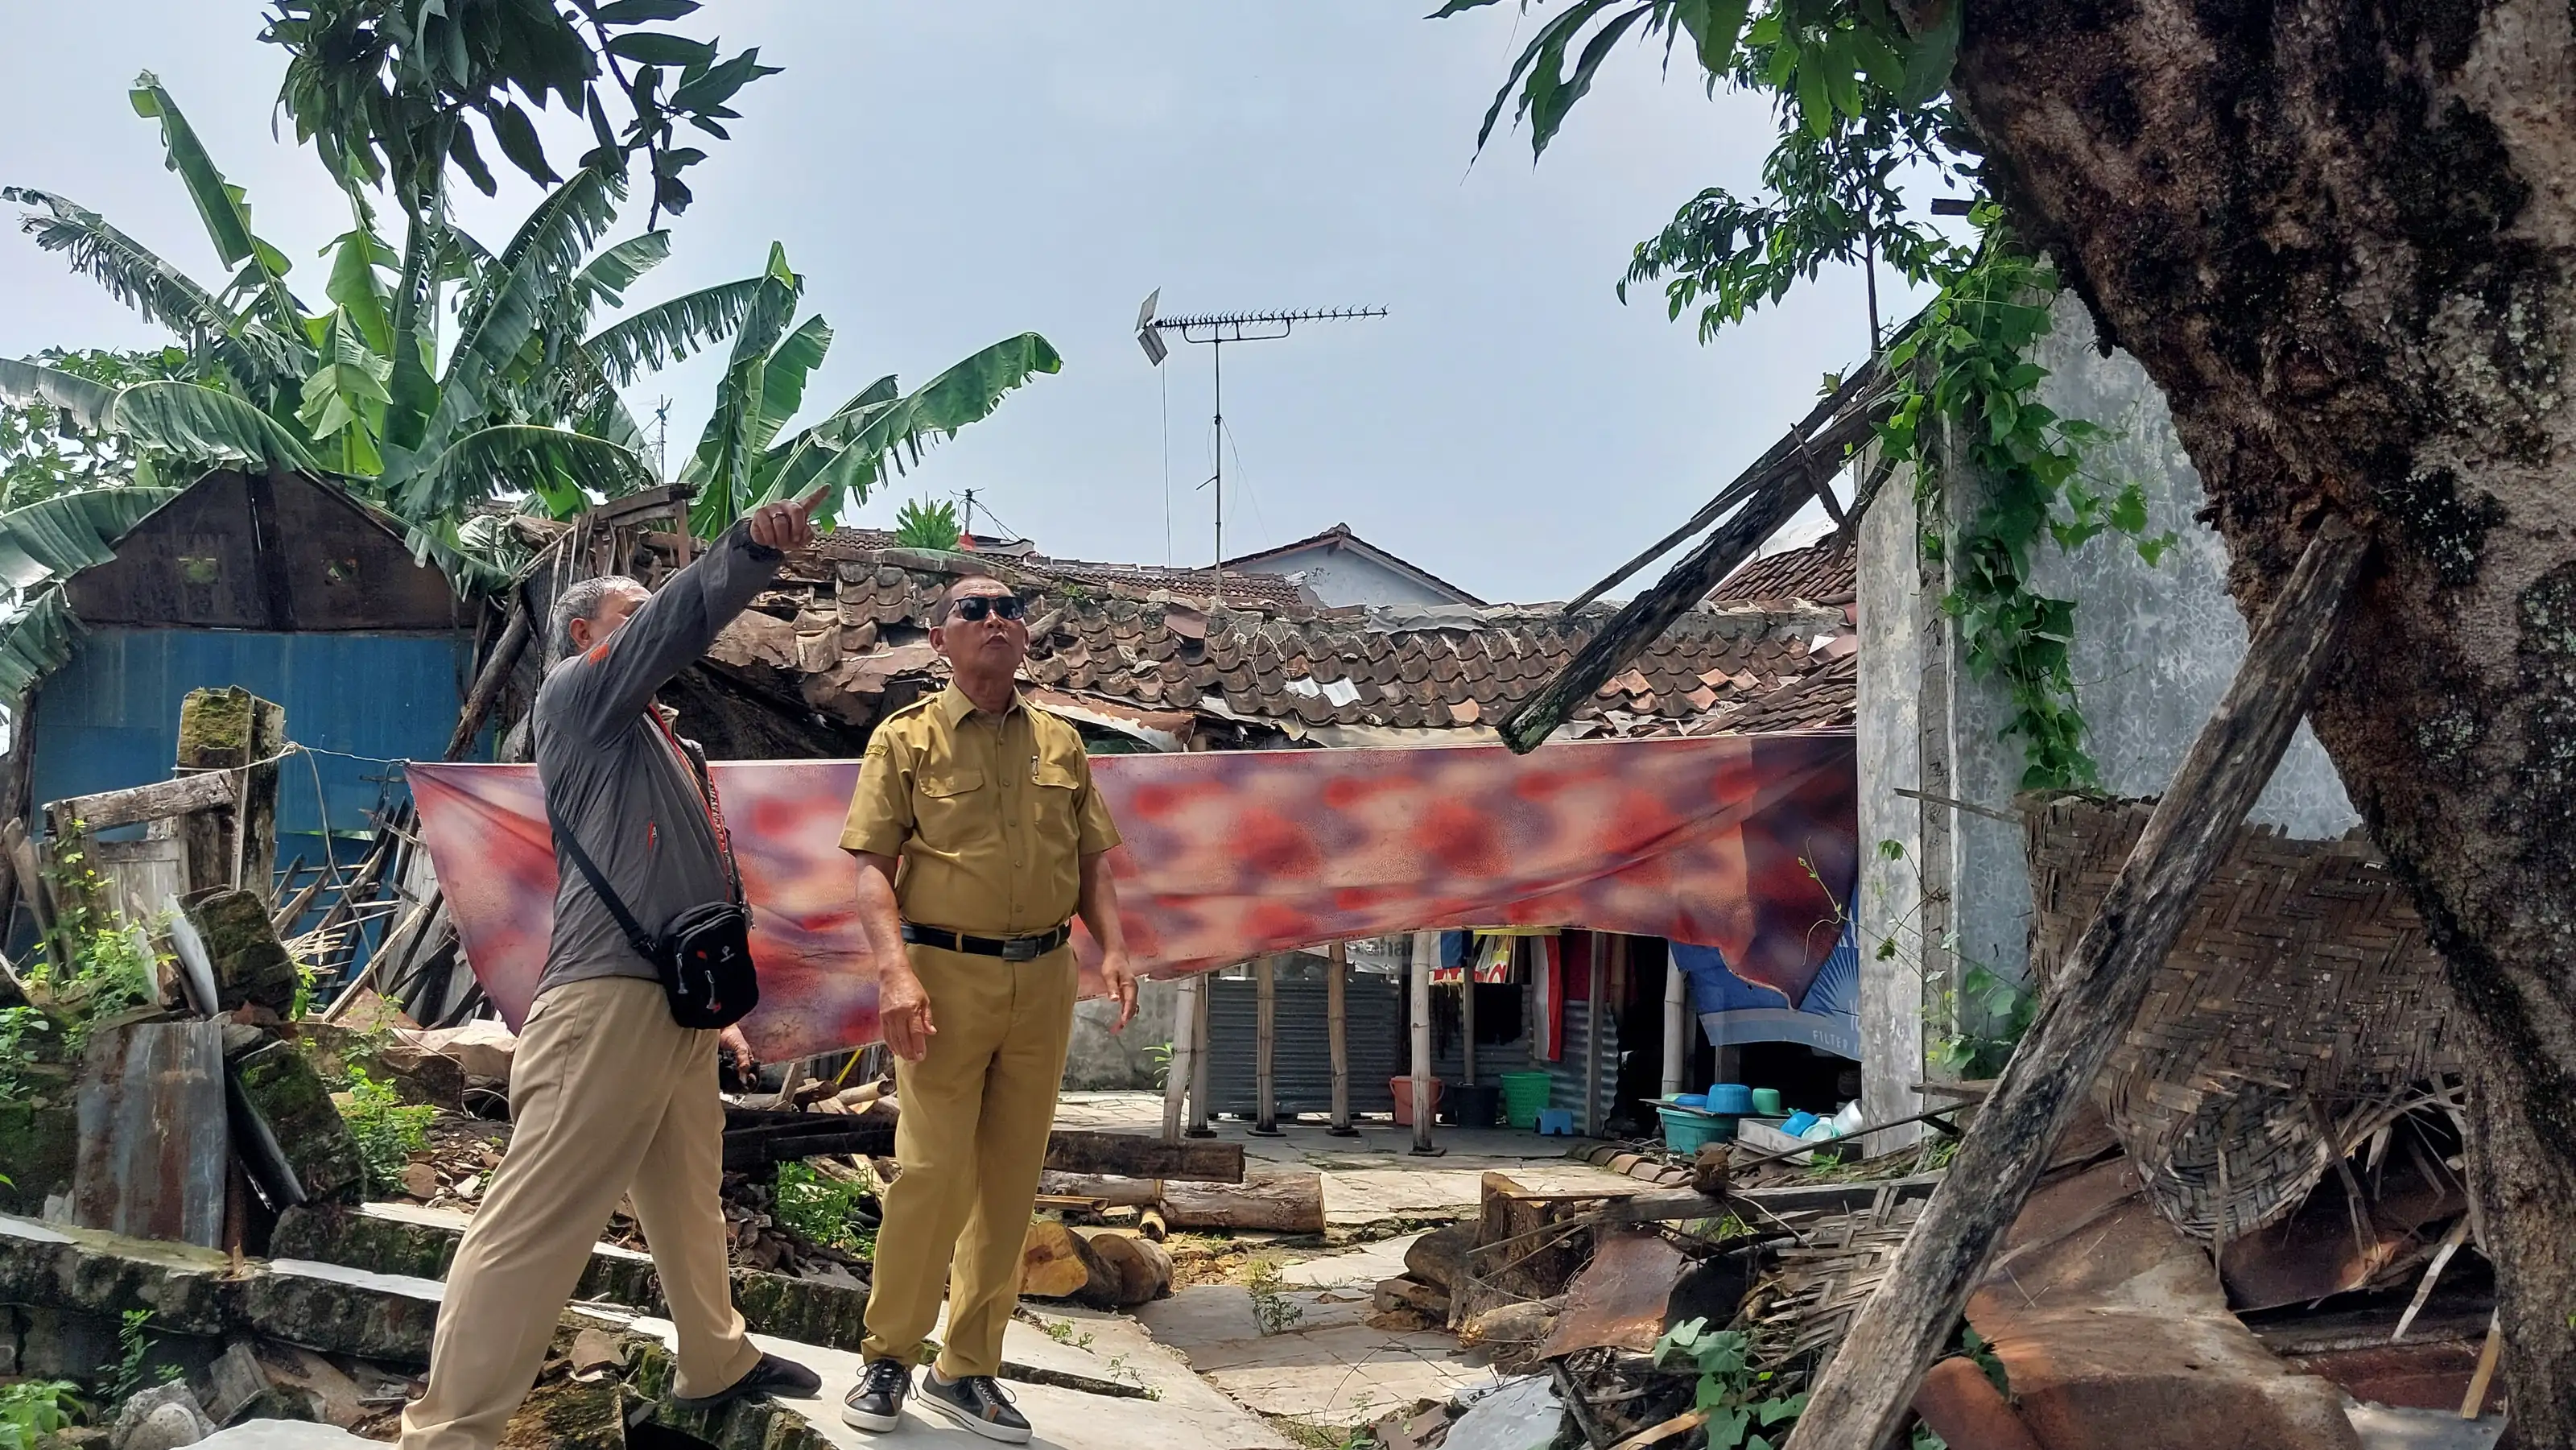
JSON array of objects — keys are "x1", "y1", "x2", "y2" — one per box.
[{"x1": 548, "y1": 575, "x2": 645, "y2": 663}]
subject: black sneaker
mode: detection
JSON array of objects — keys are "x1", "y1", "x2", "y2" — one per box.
[
  {"x1": 843, "y1": 1358, "x2": 913, "y2": 1433},
  {"x1": 673, "y1": 1351, "x2": 823, "y2": 1411},
  {"x1": 918, "y1": 1371, "x2": 1030, "y2": 1444}
]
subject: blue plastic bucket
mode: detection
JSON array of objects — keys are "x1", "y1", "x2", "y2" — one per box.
[
  {"x1": 1705, "y1": 1084, "x2": 1756, "y2": 1115},
  {"x1": 1658, "y1": 1105, "x2": 1735, "y2": 1154}
]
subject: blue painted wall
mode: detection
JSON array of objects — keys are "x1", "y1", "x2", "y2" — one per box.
[{"x1": 29, "y1": 627, "x2": 478, "y2": 870}]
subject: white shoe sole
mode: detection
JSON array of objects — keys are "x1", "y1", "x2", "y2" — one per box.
[
  {"x1": 843, "y1": 1402, "x2": 905, "y2": 1433},
  {"x1": 920, "y1": 1390, "x2": 1033, "y2": 1444}
]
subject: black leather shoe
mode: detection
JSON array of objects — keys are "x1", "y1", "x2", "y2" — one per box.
[
  {"x1": 674, "y1": 1352, "x2": 823, "y2": 1411},
  {"x1": 919, "y1": 1371, "x2": 1030, "y2": 1444},
  {"x1": 842, "y1": 1358, "x2": 913, "y2": 1433}
]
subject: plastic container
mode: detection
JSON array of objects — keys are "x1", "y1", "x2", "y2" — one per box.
[
  {"x1": 1705, "y1": 1083, "x2": 1756, "y2": 1116},
  {"x1": 1500, "y1": 1071, "x2": 1554, "y2": 1129},
  {"x1": 1674, "y1": 1093, "x2": 1709, "y2": 1109},
  {"x1": 1390, "y1": 1076, "x2": 1444, "y2": 1127},
  {"x1": 1780, "y1": 1109, "x2": 1821, "y2": 1138},
  {"x1": 1447, "y1": 1082, "x2": 1502, "y2": 1129},
  {"x1": 1750, "y1": 1088, "x2": 1785, "y2": 1116},
  {"x1": 1657, "y1": 1103, "x2": 1735, "y2": 1154}
]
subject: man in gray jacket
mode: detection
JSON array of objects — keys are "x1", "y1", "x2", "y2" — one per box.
[{"x1": 401, "y1": 497, "x2": 825, "y2": 1450}]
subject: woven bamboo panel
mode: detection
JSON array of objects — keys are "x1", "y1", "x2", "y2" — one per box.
[
  {"x1": 2024, "y1": 795, "x2": 2458, "y2": 1243},
  {"x1": 1736, "y1": 1184, "x2": 1926, "y2": 1371}
]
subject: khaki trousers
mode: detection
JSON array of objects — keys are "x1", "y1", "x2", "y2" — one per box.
[
  {"x1": 861, "y1": 943, "x2": 1075, "y2": 1378},
  {"x1": 400, "y1": 977, "x2": 759, "y2": 1450}
]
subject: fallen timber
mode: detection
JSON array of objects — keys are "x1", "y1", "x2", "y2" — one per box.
[{"x1": 1785, "y1": 514, "x2": 2372, "y2": 1448}]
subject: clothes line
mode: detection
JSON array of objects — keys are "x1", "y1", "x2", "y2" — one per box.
[{"x1": 410, "y1": 732, "x2": 1856, "y2": 1063}]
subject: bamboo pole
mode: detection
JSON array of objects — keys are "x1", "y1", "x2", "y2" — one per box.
[
  {"x1": 1252, "y1": 954, "x2": 1281, "y2": 1135},
  {"x1": 1784, "y1": 515, "x2": 2371, "y2": 1449},
  {"x1": 1327, "y1": 942, "x2": 1354, "y2": 1136},
  {"x1": 1163, "y1": 974, "x2": 1199, "y2": 1142},
  {"x1": 1187, "y1": 972, "x2": 1214, "y2": 1138},
  {"x1": 1410, "y1": 930, "x2": 1439, "y2": 1155}
]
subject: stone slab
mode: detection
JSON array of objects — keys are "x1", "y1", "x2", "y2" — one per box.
[{"x1": 1277, "y1": 1233, "x2": 1423, "y2": 1288}]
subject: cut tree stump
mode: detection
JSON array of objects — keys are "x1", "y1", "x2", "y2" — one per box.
[
  {"x1": 1019, "y1": 1218, "x2": 1104, "y2": 1300},
  {"x1": 1785, "y1": 515, "x2": 2371, "y2": 1449}
]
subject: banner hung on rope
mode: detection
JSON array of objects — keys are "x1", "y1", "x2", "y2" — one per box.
[{"x1": 410, "y1": 733, "x2": 1855, "y2": 1062}]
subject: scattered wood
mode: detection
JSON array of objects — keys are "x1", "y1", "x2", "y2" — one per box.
[
  {"x1": 1016, "y1": 1220, "x2": 1170, "y2": 1309},
  {"x1": 1080, "y1": 1229, "x2": 1174, "y2": 1307},
  {"x1": 1137, "y1": 1206, "x2": 1168, "y2": 1241},
  {"x1": 1785, "y1": 515, "x2": 2372, "y2": 1449},
  {"x1": 1374, "y1": 1275, "x2": 1451, "y2": 1320},
  {"x1": 1607, "y1": 1411, "x2": 1707, "y2": 1450},
  {"x1": 44, "y1": 771, "x2": 235, "y2": 832},
  {"x1": 1159, "y1": 1173, "x2": 1324, "y2": 1233},
  {"x1": 1042, "y1": 1128, "x2": 1245, "y2": 1184},
  {"x1": 1405, "y1": 1223, "x2": 1474, "y2": 1295}
]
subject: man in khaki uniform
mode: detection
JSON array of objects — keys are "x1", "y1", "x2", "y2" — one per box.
[{"x1": 837, "y1": 574, "x2": 1137, "y2": 1443}]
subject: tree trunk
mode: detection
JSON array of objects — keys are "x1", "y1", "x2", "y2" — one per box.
[{"x1": 1948, "y1": 4, "x2": 2576, "y2": 1434}]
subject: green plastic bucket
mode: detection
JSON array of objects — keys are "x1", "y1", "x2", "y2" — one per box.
[
  {"x1": 1658, "y1": 1104, "x2": 1734, "y2": 1154},
  {"x1": 1501, "y1": 1071, "x2": 1554, "y2": 1129}
]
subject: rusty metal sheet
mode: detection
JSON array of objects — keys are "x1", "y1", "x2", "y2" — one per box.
[
  {"x1": 72, "y1": 1020, "x2": 229, "y2": 1247},
  {"x1": 1534, "y1": 1227, "x2": 1687, "y2": 1359},
  {"x1": 2219, "y1": 1141, "x2": 2465, "y2": 1312}
]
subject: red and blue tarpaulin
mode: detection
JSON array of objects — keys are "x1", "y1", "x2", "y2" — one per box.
[{"x1": 409, "y1": 733, "x2": 1855, "y2": 1063}]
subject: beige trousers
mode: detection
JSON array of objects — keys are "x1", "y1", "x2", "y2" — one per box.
[
  {"x1": 400, "y1": 977, "x2": 759, "y2": 1450},
  {"x1": 861, "y1": 944, "x2": 1075, "y2": 1378}
]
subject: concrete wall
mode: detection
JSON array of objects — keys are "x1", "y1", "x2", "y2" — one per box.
[
  {"x1": 1856, "y1": 291, "x2": 2361, "y2": 1130},
  {"x1": 1251, "y1": 543, "x2": 1473, "y2": 609},
  {"x1": 1060, "y1": 977, "x2": 1181, "y2": 1090}
]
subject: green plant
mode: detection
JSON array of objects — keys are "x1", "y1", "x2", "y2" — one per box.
[
  {"x1": 0, "y1": 1006, "x2": 53, "y2": 1103},
  {"x1": 337, "y1": 1063, "x2": 435, "y2": 1195},
  {"x1": 1147, "y1": 1040, "x2": 1174, "y2": 1090},
  {"x1": 1242, "y1": 1257, "x2": 1303, "y2": 1334},
  {"x1": 105, "y1": 1308, "x2": 182, "y2": 1405},
  {"x1": 1651, "y1": 1318, "x2": 1804, "y2": 1450},
  {"x1": 772, "y1": 1161, "x2": 877, "y2": 1258},
  {"x1": 893, "y1": 496, "x2": 964, "y2": 551},
  {"x1": 0, "y1": 1379, "x2": 83, "y2": 1450}
]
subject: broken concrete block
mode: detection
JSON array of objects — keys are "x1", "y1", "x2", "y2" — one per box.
[
  {"x1": 497, "y1": 1369, "x2": 626, "y2": 1450},
  {"x1": 393, "y1": 1021, "x2": 518, "y2": 1085},
  {"x1": 1439, "y1": 1375, "x2": 1560, "y2": 1450},
  {"x1": 291, "y1": 1022, "x2": 464, "y2": 1112},
  {"x1": 107, "y1": 1382, "x2": 215, "y2": 1450},
  {"x1": 187, "y1": 890, "x2": 299, "y2": 1014},
  {"x1": 228, "y1": 1039, "x2": 365, "y2": 1205}
]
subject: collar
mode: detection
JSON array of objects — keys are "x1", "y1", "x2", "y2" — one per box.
[{"x1": 936, "y1": 682, "x2": 1024, "y2": 726}]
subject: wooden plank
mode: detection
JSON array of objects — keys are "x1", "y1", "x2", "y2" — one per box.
[
  {"x1": 1410, "y1": 930, "x2": 1437, "y2": 1155},
  {"x1": 1043, "y1": 1129, "x2": 1244, "y2": 1184},
  {"x1": 1784, "y1": 515, "x2": 2372, "y2": 1450},
  {"x1": 47, "y1": 771, "x2": 234, "y2": 832},
  {"x1": 1253, "y1": 954, "x2": 1280, "y2": 1135},
  {"x1": 1327, "y1": 941, "x2": 1354, "y2": 1136},
  {"x1": 1159, "y1": 1174, "x2": 1323, "y2": 1233}
]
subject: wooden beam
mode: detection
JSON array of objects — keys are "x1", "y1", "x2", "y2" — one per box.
[
  {"x1": 1252, "y1": 954, "x2": 1281, "y2": 1135},
  {"x1": 46, "y1": 772, "x2": 235, "y2": 832},
  {"x1": 1327, "y1": 941, "x2": 1355, "y2": 1137},
  {"x1": 444, "y1": 594, "x2": 532, "y2": 761},
  {"x1": 1043, "y1": 1129, "x2": 1244, "y2": 1184},
  {"x1": 1783, "y1": 514, "x2": 2371, "y2": 1450},
  {"x1": 1162, "y1": 973, "x2": 1198, "y2": 1143}
]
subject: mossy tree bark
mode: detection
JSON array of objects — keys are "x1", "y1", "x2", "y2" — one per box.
[{"x1": 1946, "y1": 2, "x2": 2576, "y2": 1436}]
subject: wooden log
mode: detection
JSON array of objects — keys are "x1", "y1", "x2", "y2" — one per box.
[
  {"x1": 1784, "y1": 515, "x2": 2371, "y2": 1450},
  {"x1": 1410, "y1": 930, "x2": 1437, "y2": 1155},
  {"x1": 1253, "y1": 954, "x2": 1280, "y2": 1135},
  {"x1": 1327, "y1": 941, "x2": 1353, "y2": 1136},
  {"x1": 1038, "y1": 1172, "x2": 1162, "y2": 1209},
  {"x1": 175, "y1": 687, "x2": 285, "y2": 899},
  {"x1": 1018, "y1": 1218, "x2": 1105, "y2": 1300},
  {"x1": 1159, "y1": 1173, "x2": 1326, "y2": 1233},
  {"x1": 44, "y1": 772, "x2": 236, "y2": 832},
  {"x1": 1078, "y1": 1229, "x2": 1174, "y2": 1307},
  {"x1": 1042, "y1": 1129, "x2": 1245, "y2": 1184},
  {"x1": 444, "y1": 595, "x2": 532, "y2": 761},
  {"x1": 1137, "y1": 1207, "x2": 1169, "y2": 1241},
  {"x1": 1462, "y1": 945, "x2": 1479, "y2": 1086}
]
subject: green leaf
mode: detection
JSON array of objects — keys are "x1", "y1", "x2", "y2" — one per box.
[
  {"x1": 324, "y1": 217, "x2": 397, "y2": 356},
  {"x1": 607, "y1": 32, "x2": 717, "y2": 68},
  {"x1": 1794, "y1": 57, "x2": 1831, "y2": 137},
  {"x1": 0, "y1": 485, "x2": 181, "y2": 592},
  {"x1": 486, "y1": 101, "x2": 561, "y2": 187},
  {"x1": 0, "y1": 358, "x2": 118, "y2": 431},
  {"x1": 1426, "y1": 0, "x2": 1506, "y2": 14},
  {"x1": 576, "y1": 275, "x2": 763, "y2": 386},
  {"x1": 2108, "y1": 481, "x2": 2149, "y2": 535},
  {"x1": 126, "y1": 72, "x2": 257, "y2": 271},
  {"x1": 382, "y1": 209, "x2": 444, "y2": 455},
  {"x1": 1898, "y1": 0, "x2": 1962, "y2": 105},
  {"x1": 1532, "y1": 5, "x2": 1650, "y2": 156},
  {"x1": 593, "y1": 0, "x2": 702, "y2": 21},
  {"x1": 393, "y1": 423, "x2": 653, "y2": 518},
  {"x1": 105, "y1": 381, "x2": 320, "y2": 473}
]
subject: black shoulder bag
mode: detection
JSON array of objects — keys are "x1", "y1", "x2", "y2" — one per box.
[{"x1": 545, "y1": 737, "x2": 760, "y2": 1031}]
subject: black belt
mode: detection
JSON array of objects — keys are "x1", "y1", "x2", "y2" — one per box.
[{"x1": 901, "y1": 922, "x2": 1071, "y2": 962}]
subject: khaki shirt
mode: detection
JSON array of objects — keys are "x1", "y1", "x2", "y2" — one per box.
[{"x1": 840, "y1": 684, "x2": 1122, "y2": 936}]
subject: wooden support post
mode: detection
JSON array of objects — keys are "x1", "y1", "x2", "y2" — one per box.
[
  {"x1": 175, "y1": 688, "x2": 286, "y2": 902},
  {"x1": 1252, "y1": 954, "x2": 1281, "y2": 1136},
  {"x1": 1662, "y1": 960, "x2": 1688, "y2": 1101},
  {"x1": 1584, "y1": 937, "x2": 1612, "y2": 1137},
  {"x1": 1410, "y1": 929, "x2": 1439, "y2": 1156},
  {"x1": 1462, "y1": 950, "x2": 1479, "y2": 1087},
  {"x1": 1327, "y1": 941, "x2": 1355, "y2": 1137},
  {"x1": 1187, "y1": 972, "x2": 1214, "y2": 1138},
  {"x1": 444, "y1": 594, "x2": 532, "y2": 761},
  {"x1": 1784, "y1": 515, "x2": 2371, "y2": 1450},
  {"x1": 1163, "y1": 973, "x2": 1199, "y2": 1142}
]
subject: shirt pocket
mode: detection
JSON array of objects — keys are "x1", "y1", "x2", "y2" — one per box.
[
  {"x1": 914, "y1": 766, "x2": 989, "y2": 851},
  {"x1": 1029, "y1": 752, "x2": 1084, "y2": 841}
]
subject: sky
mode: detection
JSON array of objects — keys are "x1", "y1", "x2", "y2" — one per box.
[{"x1": 0, "y1": 2, "x2": 1922, "y2": 603}]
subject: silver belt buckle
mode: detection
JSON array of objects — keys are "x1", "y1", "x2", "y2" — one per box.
[{"x1": 1002, "y1": 936, "x2": 1039, "y2": 962}]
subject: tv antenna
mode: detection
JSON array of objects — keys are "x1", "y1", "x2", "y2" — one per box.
[{"x1": 1136, "y1": 290, "x2": 1385, "y2": 607}]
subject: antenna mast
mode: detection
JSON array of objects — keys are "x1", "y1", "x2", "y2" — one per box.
[{"x1": 1135, "y1": 293, "x2": 1386, "y2": 607}]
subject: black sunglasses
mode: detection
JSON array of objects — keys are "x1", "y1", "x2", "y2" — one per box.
[{"x1": 948, "y1": 594, "x2": 1026, "y2": 623}]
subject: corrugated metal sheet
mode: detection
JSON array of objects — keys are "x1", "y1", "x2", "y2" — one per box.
[
  {"x1": 1554, "y1": 1002, "x2": 1624, "y2": 1127},
  {"x1": 29, "y1": 626, "x2": 478, "y2": 867},
  {"x1": 1203, "y1": 972, "x2": 1405, "y2": 1116},
  {"x1": 72, "y1": 1020, "x2": 228, "y2": 1247}
]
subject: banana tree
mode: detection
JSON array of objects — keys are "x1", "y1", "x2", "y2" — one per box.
[{"x1": 679, "y1": 242, "x2": 1063, "y2": 538}]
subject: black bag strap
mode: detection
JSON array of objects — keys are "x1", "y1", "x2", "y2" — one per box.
[{"x1": 544, "y1": 795, "x2": 659, "y2": 963}]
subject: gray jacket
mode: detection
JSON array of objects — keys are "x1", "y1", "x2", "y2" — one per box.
[{"x1": 531, "y1": 523, "x2": 782, "y2": 1002}]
